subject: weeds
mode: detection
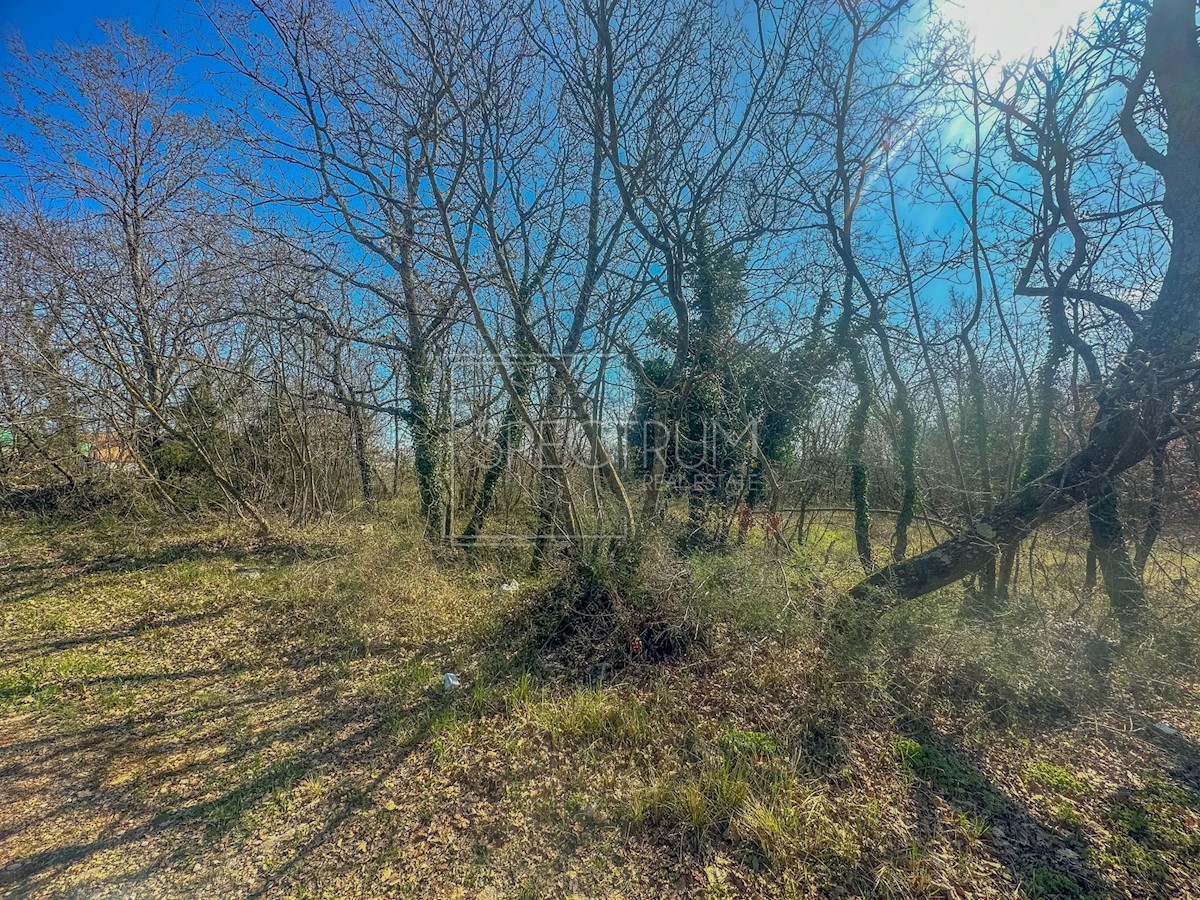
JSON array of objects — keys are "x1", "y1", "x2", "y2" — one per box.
[
  {"x1": 1025, "y1": 761, "x2": 1092, "y2": 798},
  {"x1": 628, "y1": 724, "x2": 875, "y2": 877},
  {"x1": 528, "y1": 687, "x2": 652, "y2": 750},
  {"x1": 3, "y1": 514, "x2": 1200, "y2": 898}
]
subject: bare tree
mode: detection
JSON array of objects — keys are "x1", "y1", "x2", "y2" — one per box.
[
  {"x1": 3, "y1": 22, "x2": 269, "y2": 530},
  {"x1": 853, "y1": 0, "x2": 1200, "y2": 636}
]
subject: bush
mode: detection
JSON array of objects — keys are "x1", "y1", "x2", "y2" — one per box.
[
  {"x1": 0, "y1": 479, "x2": 123, "y2": 517},
  {"x1": 508, "y1": 535, "x2": 705, "y2": 677}
]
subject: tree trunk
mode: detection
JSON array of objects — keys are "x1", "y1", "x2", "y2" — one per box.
[
  {"x1": 534, "y1": 377, "x2": 579, "y2": 565},
  {"x1": 889, "y1": 380, "x2": 917, "y2": 563},
  {"x1": 1086, "y1": 475, "x2": 1146, "y2": 627},
  {"x1": 1134, "y1": 445, "x2": 1166, "y2": 577},
  {"x1": 638, "y1": 393, "x2": 671, "y2": 522},
  {"x1": 332, "y1": 343, "x2": 372, "y2": 506},
  {"x1": 996, "y1": 541, "x2": 1018, "y2": 599},
  {"x1": 461, "y1": 352, "x2": 536, "y2": 541},
  {"x1": 845, "y1": 333, "x2": 874, "y2": 572},
  {"x1": 407, "y1": 359, "x2": 447, "y2": 541},
  {"x1": 963, "y1": 341, "x2": 995, "y2": 597}
]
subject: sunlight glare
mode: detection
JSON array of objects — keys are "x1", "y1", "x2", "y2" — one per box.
[{"x1": 947, "y1": 0, "x2": 1099, "y2": 61}]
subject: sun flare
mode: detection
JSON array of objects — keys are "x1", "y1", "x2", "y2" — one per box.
[{"x1": 947, "y1": 0, "x2": 1100, "y2": 60}]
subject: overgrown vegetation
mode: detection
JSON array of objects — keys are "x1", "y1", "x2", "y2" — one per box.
[
  {"x1": 504, "y1": 537, "x2": 703, "y2": 677},
  {"x1": 2, "y1": 511, "x2": 1198, "y2": 897},
  {"x1": 3, "y1": 0, "x2": 1200, "y2": 896}
]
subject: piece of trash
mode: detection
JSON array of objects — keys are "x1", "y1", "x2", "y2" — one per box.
[
  {"x1": 1153, "y1": 720, "x2": 1180, "y2": 738},
  {"x1": 494, "y1": 580, "x2": 520, "y2": 597},
  {"x1": 442, "y1": 673, "x2": 462, "y2": 691},
  {"x1": 234, "y1": 567, "x2": 263, "y2": 579}
]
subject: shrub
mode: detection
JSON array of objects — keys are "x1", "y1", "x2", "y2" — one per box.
[{"x1": 508, "y1": 535, "x2": 704, "y2": 676}]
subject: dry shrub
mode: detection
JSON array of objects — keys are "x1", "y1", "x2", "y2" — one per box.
[
  {"x1": 510, "y1": 536, "x2": 705, "y2": 677},
  {"x1": 1, "y1": 479, "x2": 125, "y2": 517}
]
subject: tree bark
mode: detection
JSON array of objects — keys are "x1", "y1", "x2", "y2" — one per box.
[
  {"x1": 534, "y1": 376, "x2": 580, "y2": 565},
  {"x1": 407, "y1": 358, "x2": 448, "y2": 541},
  {"x1": 845, "y1": 330, "x2": 874, "y2": 572},
  {"x1": 460, "y1": 350, "x2": 535, "y2": 541},
  {"x1": 1086, "y1": 475, "x2": 1145, "y2": 627},
  {"x1": 1134, "y1": 444, "x2": 1166, "y2": 577}
]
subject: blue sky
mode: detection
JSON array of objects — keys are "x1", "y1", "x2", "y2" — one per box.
[
  {"x1": 0, "y1": 0, "x2": 1135, "y2": 333},
  {"x1": 1, "y1": 0, "x2": 177, "y2": 58}
]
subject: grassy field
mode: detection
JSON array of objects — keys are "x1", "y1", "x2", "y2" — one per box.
[{"x1": 2, "y1": 511, "x2": 1199, "y2": 898}]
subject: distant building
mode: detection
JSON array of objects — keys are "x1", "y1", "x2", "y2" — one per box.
[{"x1": 79, "y1": 432, "x2": 134, "y2": 467}]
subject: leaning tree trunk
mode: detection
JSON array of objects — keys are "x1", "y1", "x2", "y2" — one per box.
[
  {"x1": 460, "y1": 349, "x2": 536, "y2": 542},
  {"x1": 851, "y1": 0, "x2": 1200, "y2": 626}
]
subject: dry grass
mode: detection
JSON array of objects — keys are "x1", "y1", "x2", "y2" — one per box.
[{"x1": 2, "y1": 509, "x2": 1199, "y2": 898}]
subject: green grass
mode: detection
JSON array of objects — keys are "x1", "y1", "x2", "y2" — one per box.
[
  {"x1": 204, "y1": 757, "x2": 307, "y2": 838},
  {"x1": 1025, "y1": 867, "x2": 1098, "y2": 899},
  {"x1": 1050, "y1": 801, "x2": 1085, "y2": 825},
  {"x1": 1095, "y1": 777, "x2": 1200, "y2": 887},
  {"x1": 527, "y1": 686, "x2": 652, "y2": 750},
  {"x1": 717, "y1": 727, "x2": 781, "y2": 763},
  {"x1": 0, "y1": 648, "x2": 114, "y2": 713},
  {"x1": 628, "y1": 724, "x2": 877, "y2": 874},
  {"x1": 360, "y1": 658, "x2": 437, "y2": 703},
  {"x1": 892, "y1": 735, "x2": 1008, "y2": 817},
  {"x1": 1025, "y1": 761, "x2": 1092, "y2": 798}
]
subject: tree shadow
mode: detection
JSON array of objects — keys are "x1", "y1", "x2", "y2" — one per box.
[
  {"x1": 1095, "y1": 776, "x2": 1200, "y2": 899},
  {"x1": 897, "y1": 720, "x2": 1107, "y2": 899},
  {"x1": 0, "y1": 607, "x2": 239, "y2": 667},
  {"x1": 1068, "y1": 715, "x2": 1200, "y2": 897},
  {"x1": 1137, "y1": 715, "x2": 1200, "y2": 792},
  {"x1": 0, "y1": 527, "x2": 472, "y2": 898},
  {"x1": 0, "y1": 640, "x2": 461, "y2": 897},
  {"x1": 1, "y1": 538, "x2": 335, "y2": 606}
]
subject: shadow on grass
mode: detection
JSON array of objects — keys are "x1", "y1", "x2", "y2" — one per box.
[
  {"x1": 1137, "y1": 715, "x2": 1200, "y2": 793},
  {"x1": 897, "y1": 721, "x2": 1107, "y2": 899},
  {"x1": 0, "y1": 607, "x2": 239, "y2": 668},
  {"x1": 0, "y1": 530, "x2": 469, "y2": 897},
  {"x1": 0, "y1": 644, "x2": 461, "y2": 896},
  {"x1": 1097, "y1": 776, "x2": 1200, "y2": 898},
  {"x1": 0, "y1": 538, "x2": 335, "y2": 607}
]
